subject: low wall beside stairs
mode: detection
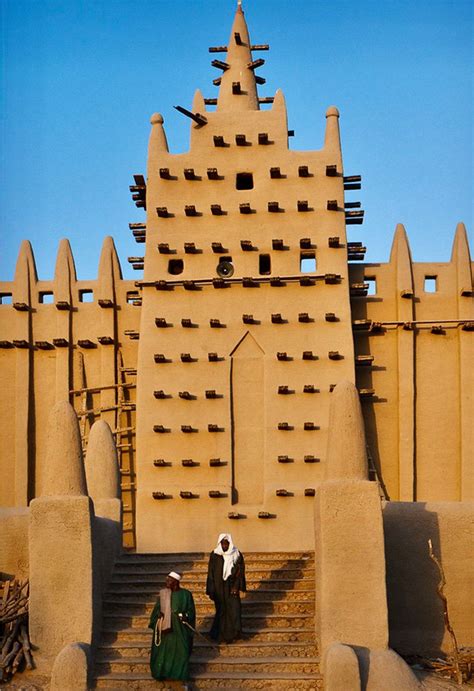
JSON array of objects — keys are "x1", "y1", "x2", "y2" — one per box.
[{"x1": 383, "y1": 501, "x2": 474, "y2": 656}]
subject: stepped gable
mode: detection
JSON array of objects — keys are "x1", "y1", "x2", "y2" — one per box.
[{"x1": 93, "y1": 551, "x2": 321, "y2": 689}]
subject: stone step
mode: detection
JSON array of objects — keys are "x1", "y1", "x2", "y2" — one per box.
[
  {"x1": 98, "y1": 640, "x2": 318, "y2": 660},
  {"x1": 112, "y1": 566, "x2": 314, "y2": 579},
  {"x1": 117, "y1": 552, "x2": 314, "y2": 563},
  {"x1": 103, "y1": 612, "x2": 314, "y2": 630},
  {"x1": 100, "y1": 627, "x2": 316, "y2": 645},
  {"x1": 102, "y1": 599, "x2": 315, "y2": 616},
  {"x1": 95, "y1": 655, "x2": 320, "y2": 676},
  {"x1": 94, "y1": 552, "x2": 319, "y2": 689},
  {"x1": 104, "y1": 589, "x2": 315, "y2": 603},
  {"x1": 94, "y1": 670, "x2": 323, "y2": 689},
  {"x1": 109, "y1": 578, "x2": 315, "y2": 591}
]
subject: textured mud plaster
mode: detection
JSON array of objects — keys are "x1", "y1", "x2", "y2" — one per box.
[
  {"x1": 50, "y1": 642, "x2": 90, "y2": 691},
  {"x1": 0, "y1": 507, "x2": 29, "y2": 579},
  {"x1": 383, "y1": 501, "x2": 474, "y2": 655},
  {"x1": 315, "y1": 480, "x2": 388, "y2": 655},
  {"x1": 361, "y1": 647, "x2": 421, "y2": 690},
  {"x1": 324, "y1": 642, "x2": 360, "y2": 691},
  {"x1": 29, "y1": 496, "x2": 94, "y2": 658}
]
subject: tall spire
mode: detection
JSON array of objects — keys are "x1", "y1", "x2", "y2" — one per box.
[{"x1": 217, "y1": 3, "x2": 259, "y2": 112}]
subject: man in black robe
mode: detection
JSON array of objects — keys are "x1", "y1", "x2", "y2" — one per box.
[{"x1": 206, "y1": 533, "x2": 246, "y2": 643}]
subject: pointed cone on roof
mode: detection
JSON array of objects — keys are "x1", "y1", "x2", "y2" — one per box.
[
  {"x1": 389, "y1": 223, "x2": 412, "y2": 262},
  {"x1": 147, "y1": 113, "x2": 169, "y2": 176},
  {"x1": 13, "y1": 240, "x2": 38, "y2": 306},
  {"x1": 217, "y1": 2, "x2": 259, "y2": 112},
  {"x1": 54, "y1": 239, "x2": 77, "y2": 306},
  {"x1": 272, "y1": 88, "x2": 287, "y2": 116},
  {"x1": 450, "y1": 222, "x2": 472, "y2": 299},
  {"x1": 450, "y1": 222, "x2": 471, "y2": 264},
  {"x1": 389, "y1": 223, "x2": 414, "y2": 281},
  {"x1": 97, "y1": 236, "x2": 122, "y2": 305},
  {"x1": 324, "y1": 106, "x2": 341, "y2": 153},
  {"x1": 192, "y1": 89, "x2": 206, "y2": 116},
  {"x1": 389, "y1": 224, "x2": 414, "y2": 319}
]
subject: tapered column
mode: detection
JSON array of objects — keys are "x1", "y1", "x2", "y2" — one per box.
[
  {"x1": 390, "y1": 225, "x2": 415, "y2": 499},
  {"x1": 13, "y1": 241, "x2": 37, "y2": 505},
  {"x1": 451, "y1": 224, "x2": 474, "y2": 499},
  {"x1": 53, "y1": 239, "x2": 77, "y2": 402},
  {"x1": 97, "y1": 237, "x2": 122, "y2": 432}
]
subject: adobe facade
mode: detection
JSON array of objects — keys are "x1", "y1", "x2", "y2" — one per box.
[{"x1": 0, "y1": 4, "x2": 472, "y2": 551}]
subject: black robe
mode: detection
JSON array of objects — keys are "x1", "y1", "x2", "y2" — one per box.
[{"x1": 206, "y1": 551, "x2": 246, "y2": 643}]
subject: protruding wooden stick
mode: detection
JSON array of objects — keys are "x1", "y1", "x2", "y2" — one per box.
[{"x1": 428, "y1": 539, "x2": 463, "y2": 685}]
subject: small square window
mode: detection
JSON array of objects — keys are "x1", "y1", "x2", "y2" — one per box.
[
  {"x1": 365, "y1": 277, "x2": 376, "y2": 295},
  {"x1": 79, "y1": 290, "x2": 94, "y2": 303},
  {"x1": 39, "y1": 292, "x2": 54, "y2": 304},
  {"x1": 236, "y1": 172, "x2": 254, "y2": 190},
  {"x1": 300, "y1": 252, "x2": 316, "y2": 273},
  {"x1": 127, "y1": 291, "x2": 140, "y2": 304},
  {"x1": 259, "y1": 254, "x2": 271, "y2": 275},
  {"x1": 424, "y1": 276, "x2": 437, "y2": 293},
  {"x1": 0, "y1": 293, "x2": 12, "y2": 305},
  {"x1": 168, "y1": 259, "x2": 184, "y2": 275}
]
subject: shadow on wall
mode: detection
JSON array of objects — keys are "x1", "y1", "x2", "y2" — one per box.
[
  {"x1": 383, "y1": 501, "x2": 473, "y2": 658},
  {"x1": 350, "y1": 292, "x2": 387, "y2": 499}
]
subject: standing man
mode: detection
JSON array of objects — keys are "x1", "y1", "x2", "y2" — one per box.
[
  {"x1": 148, "y1": 571, "x2": 195, "y2": 686},
  {"x1": 206, "y1": 533, "x2": 246, "y2": 643}
]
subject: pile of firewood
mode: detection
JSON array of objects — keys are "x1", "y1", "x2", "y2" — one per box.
[
  {"x1": 0, "y1": 578, "x2": 33, "y2": 682},
  {"x1": 407, "y1": 650, "x2": 473, "y2": 685},
  {"x1": 422, "y1": 650, "x2": 473, "y2": 684}
]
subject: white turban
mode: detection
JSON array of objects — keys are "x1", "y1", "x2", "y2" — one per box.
[{"x1": 213, "y1": 533, "x2": 240, "y2": 581}]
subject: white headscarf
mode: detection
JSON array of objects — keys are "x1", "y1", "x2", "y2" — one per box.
[{"x1": 213, "y1": 533, "x2": 240, "y2": 581}]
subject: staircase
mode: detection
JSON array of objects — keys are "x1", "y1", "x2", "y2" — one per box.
[{"x1": 93, "y1": 552, "x2": 321, "y2": 689}]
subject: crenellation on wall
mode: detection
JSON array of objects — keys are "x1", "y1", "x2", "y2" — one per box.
[
  {"x1": 350, "y1": 222, "x2": 473, "y2": 503},
  {"x1": 0, "y1": 234, "x2": 140, "y2": 543}
]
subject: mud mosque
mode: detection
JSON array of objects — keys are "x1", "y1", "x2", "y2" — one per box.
[{"x1": 0, "y1": 2, "x2": 472, "y2": 689}]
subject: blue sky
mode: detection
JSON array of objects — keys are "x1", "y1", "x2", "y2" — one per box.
[{"x1": 1, "y1": 0, "x2": 472, "y2": 281}]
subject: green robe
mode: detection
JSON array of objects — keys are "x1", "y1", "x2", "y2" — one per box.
[{"x1": 148, "y1": 588, "x2": 195, "y2": 681}]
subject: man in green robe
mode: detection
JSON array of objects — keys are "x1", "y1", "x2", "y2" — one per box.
[{"x1": 148, "y1": 571, "x2": 195, "y2": 684}]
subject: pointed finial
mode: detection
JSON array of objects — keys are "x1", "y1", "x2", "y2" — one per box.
[
  {"x1": 450, "y1": 222, "x2": 472, "y2": 300},
  {"x1": 147, "y1": 112, "x2": 169, "y2": 175},
  {"x1": 389, "y1": 223, "x2": 412, "y2": 263},
  {"x1": 13, "y1": 240, "x2": 38, "y2": 306},
  {"x1": 324, "y1": 106, "x2": 342, "y2": 155},
  {"x1": 97, "y1": 236, "x2": 122, "y2": 304},
  {"x1": 389, "y1": 224, "x2": 414, "y2": 319},
  {"x1": 217, "y1": 3, "x2": 259, "y2": 112}
]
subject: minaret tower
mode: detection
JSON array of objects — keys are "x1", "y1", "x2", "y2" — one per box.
[{"x1": 135, "y1": 3, "x2": 359, "y2": 551}]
